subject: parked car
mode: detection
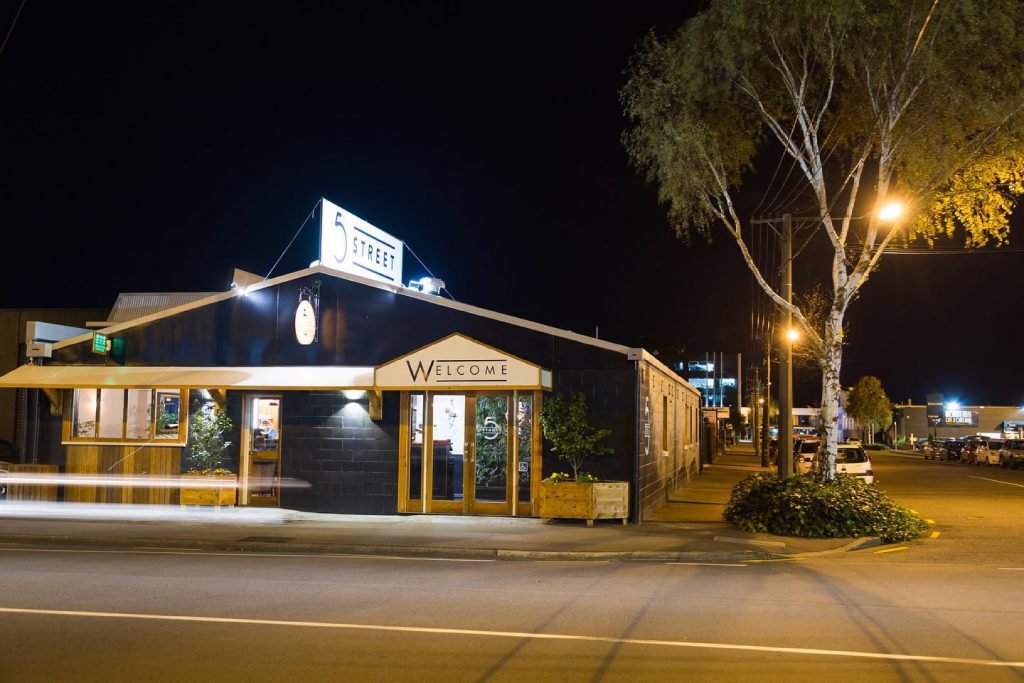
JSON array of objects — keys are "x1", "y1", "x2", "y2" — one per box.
[
  {"x1": 0, "y1": 465, "x2": 7, "y2": 501},
  {"x1": 836, "y1": 444, "x2": 874, "y2": 484},
  {"x1": 941, "y1": 438, "x2": 966, "y2": 462},
  {"x1": 914, "y1": 437, "x2": 931, "y2": 452},
  {"x1": 974, "y1": 439, "x2": 1003, "y2": 466},
  {"x1": 999, "y1": 440, "x2": 1024, "y2": 469},
  {"x1": 794, "y1": 438, "x2": 821, "y2": 474},
  {"x1": 923, "y1": 438, "x2": 947, "y2": 460},
  {"x1": 845, "y1": 437, "x2": 862, "y2": 445}
]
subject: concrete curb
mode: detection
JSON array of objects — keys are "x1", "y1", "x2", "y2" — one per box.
[
  {"x1": 0, "y1": 532, "x2": 873, "y2": 563},
  {"x1": 785, "y1": 536, "x2": 882, "y2": 558}
]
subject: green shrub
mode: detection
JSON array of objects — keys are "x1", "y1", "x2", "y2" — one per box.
[{"x1": 724, "y1": 473, "x2": 928, "y2": 543}]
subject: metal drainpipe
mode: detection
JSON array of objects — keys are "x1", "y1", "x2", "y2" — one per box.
[
  {"x1": 30, "y1": 388, "x2": 40, "y2": 464},
  {"x1": 15, "y1": 387, "x2": 27, "y2": 465}
]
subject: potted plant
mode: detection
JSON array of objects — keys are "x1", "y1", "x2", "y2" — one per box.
[
  {"x1": 180, "y1": 401, "x2": 236, "y2": 507},
  {"x1": 538, "y1": 392, "x2": 627, "y2": 525}
]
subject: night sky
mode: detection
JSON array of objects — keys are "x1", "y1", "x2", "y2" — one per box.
[{"x1": 1, "y1": 1, "x2": 1021, "y2": 407}]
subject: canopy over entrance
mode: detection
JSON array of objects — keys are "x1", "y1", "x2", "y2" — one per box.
[{"x1": 0, "y1": 364, "x2": 375, "y2": 390}]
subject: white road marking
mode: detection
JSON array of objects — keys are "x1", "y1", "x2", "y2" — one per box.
[
  {"x1": 969, "y1": 476, "x2": 1024, "y2": 489},
  {"x1": 885, "y1": 452, "x2": 925, "y2": 459},
  {"x1": 0, "y1": 547, "x2": 493, "y2": 562},
  {"x1": 1, "y1": 606, "x2": 1021, "y2": 668},
  {"x1": 666, "y1": 562, "x2": 749, "y2": 567},
  {"x1": 999, "y1": 568, "x2": 1024, "y2": 571}
]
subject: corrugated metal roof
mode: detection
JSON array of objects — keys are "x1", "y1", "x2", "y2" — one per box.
[{"x1": 107, "y1": 293, "x2": 221, "y2": 323}]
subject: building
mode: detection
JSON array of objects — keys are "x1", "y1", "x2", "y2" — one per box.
[
  {"x1": 0, "y1": 200, "x2": 702, "y2": 522},
  {"x1": 0, "y1": 307, "x2": 108, "y2": 459},
  {"x1": 672, "y1": 351, "x2": 742, "y2": 409},
  {"x1": 894, "y1": 403, "x2": 1024, "y2": 442}
]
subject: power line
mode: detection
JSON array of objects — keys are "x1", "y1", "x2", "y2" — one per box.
[{"x1": 0, "y1": 0, "x2": 27, "y2": 59}]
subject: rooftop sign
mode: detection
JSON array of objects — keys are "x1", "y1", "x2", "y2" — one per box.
[{"x1": 319, "y1": 198, "x2": 403, "y2": 285}]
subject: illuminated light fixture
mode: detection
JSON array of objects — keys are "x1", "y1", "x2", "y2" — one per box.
[
  {"x1": 878, "y1": 200, "x2": 905, "y2": 222},
  {"x1": 758, "y1": 397, "x2": 765, "y2": 405},
  {"x1": 343, "y1": 390, "x2": 366, "y2": 401},
  {"x1": 946, "y1": 401, "x2": 960, "y2": 410},
  {"x1": 786, "y1": 327, "x2": 800, "y2": 343},
  {"x1": 408, "y1": 277, "x2": 446, "y2": 296}
]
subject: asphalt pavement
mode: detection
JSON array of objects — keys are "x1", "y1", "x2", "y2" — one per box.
[
  {"x1": 2, "y1": 447, "x2": 1024, "y2": 680},
  {"x1": 0, "y1": 447, "x2": 866, "y2": 562}
]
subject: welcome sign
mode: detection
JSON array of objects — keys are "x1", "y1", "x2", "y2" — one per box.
[
  {"x1": 375, "y1": 334, "x2": 552, "y2": 390},
  {"x1": 319, "y1": 198, "x2": 404, "y2": 285}
]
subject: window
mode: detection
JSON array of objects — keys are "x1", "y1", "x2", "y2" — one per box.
[{"x1": 69, "y1": 388, "x2": 184, "y2": 443}]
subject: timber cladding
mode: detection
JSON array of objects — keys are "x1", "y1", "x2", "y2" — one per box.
[{"x1": 64, "y1": 445, "x2": 181, "y2": 504}]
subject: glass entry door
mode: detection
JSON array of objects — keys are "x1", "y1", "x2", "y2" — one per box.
[
  {"x1": 241, "y1": 394, "x2": 282, "y2": 507},
  {"x1": 400, "y1": 391, "x2": 540, "y2": 516}
]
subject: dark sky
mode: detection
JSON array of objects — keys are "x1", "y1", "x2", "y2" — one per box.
[{"x1": 1, "y1": 1, "x2": 1021, "y2": 407}]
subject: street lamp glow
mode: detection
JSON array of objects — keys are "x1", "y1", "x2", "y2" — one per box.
[
  {"x1": 878, "y1": 200, "x2": 905, "y2": 222},
  {"x1": 786, "y1": 327, "x2": 800, "y2": 343}
]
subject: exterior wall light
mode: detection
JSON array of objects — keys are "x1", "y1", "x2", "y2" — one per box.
[{"x1": 343, "y1": 390, "x2": 366, "y2": 401}]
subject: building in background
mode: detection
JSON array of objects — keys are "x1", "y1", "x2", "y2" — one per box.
[
  {"x1": 894, "y1": 402, "x2": 1024, "y2": 443},
  {"x1": 672, "y1": 351, "x2": 742, "y2": 409},
  {"x1": 0, "y1": 308, "x2": 108, "y2": 460}
]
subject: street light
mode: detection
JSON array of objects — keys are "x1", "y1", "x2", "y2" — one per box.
[
  {"x1": 785, "y1": 327, "x2": 800, "y2": 343},
  {"x1": 878, "y1": 200, "x2": 905, "y2": 222}
]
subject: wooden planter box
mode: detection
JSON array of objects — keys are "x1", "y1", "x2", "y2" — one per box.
[
  {"x1": 538, "y1": 480, "x2": 629, "y2": 525},
  {"x1": 180, "y1": 473, "x2": 237, "y2": 507}
]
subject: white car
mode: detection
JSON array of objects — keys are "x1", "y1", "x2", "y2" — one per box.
[
  {"x1": 795, "y1": 439, "x2": 821, "y2": 474},
  {"x1": 836, "y1": 444, "x2": 874, "y2": 484},
  {"x1": 974, "y1": 439, "x2": 1002, "y2": 466}
]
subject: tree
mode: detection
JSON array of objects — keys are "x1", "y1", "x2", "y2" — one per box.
[
  {"x1": 846, "y1": 376, "x2": 893, "y2": 443},
  {"x1": 622, "y1": 0, "x2": 1024, "y2": 480},
  {"x1": 539, "y1": 392, "x2": 613, "y2": 480}
]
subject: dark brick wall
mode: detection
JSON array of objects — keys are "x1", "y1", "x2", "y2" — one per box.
[
  {"x1": 280, "y1": 390, "x2": 399, "y2": 514},
  {"x1": 548, "y1": 368, "x2": 636, "y2": 486}
]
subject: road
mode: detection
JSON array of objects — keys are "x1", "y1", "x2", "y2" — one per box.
[{"x1": 1, "y1": 451, "x2": 1023, "y2": 682}]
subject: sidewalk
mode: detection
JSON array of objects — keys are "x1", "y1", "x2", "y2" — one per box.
[{"x1": 0, "y1": 446, "x2": 877, "y2": 562}]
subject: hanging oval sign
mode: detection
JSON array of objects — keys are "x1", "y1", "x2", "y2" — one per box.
[{"x1": 294, "y1": 299, "x2": 317, "y2": 345}]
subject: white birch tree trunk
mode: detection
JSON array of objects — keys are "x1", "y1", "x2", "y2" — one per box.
[{"x1": 817, "y1": 307, "x2": 845, "y2": 482}]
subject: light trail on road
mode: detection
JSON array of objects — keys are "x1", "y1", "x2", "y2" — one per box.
[{"x1": 3, "y1": 606, "x2": 1023, "y2": 669}]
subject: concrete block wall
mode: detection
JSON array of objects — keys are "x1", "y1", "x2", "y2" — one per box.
[
  {"x1": 280, "y1": 390, "x2": 399, "y2": 514},
  {"x1": 637, "y1": 361, "x2": 701, "y2": 520}
]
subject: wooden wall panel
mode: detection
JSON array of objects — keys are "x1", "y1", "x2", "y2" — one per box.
[
  {"x1": 5, "y1": 464, "x2": 59, "y2": 501},
  {"x1": 64, "y1": 445, "x2": 182, "y2": 504}
]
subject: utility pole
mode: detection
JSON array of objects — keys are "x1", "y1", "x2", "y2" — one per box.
[
  {"x1": 751, "y1": 367, "x2": 761, "y2": 462},
  {"x1": 778, "y1": 213, "x2": 794, "y2": 480},
  {"x1": 761, "y1": 337, "x2": 771, "y2": 467}
]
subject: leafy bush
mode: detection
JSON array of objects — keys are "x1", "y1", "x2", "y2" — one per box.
[{"x1": 724, "y1": 473, "x2": 927, "y2": 542}]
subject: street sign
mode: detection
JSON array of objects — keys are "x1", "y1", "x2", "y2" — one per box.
[{"x1": 92, "y1": 332, "x2": 110, "y2": 355}]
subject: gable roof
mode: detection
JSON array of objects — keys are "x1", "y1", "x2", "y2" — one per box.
[{"x1": 52, "y1": 265, "x2": 632, "y2": 355}]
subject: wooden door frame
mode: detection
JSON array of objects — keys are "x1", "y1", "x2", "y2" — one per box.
[
  {"x1": 398, "y1": 390, "x2": 543, "y2": 516},
  {"x1": 240, "y1": 392, "x2": 282, "y2": 507}
]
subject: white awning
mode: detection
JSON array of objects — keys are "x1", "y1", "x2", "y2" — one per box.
[{"x1": 0, "y1": 364, "x2": 375, "y2": 390}]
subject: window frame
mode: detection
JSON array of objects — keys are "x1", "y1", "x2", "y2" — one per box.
[{"x1": 63, "y1": 387, "x2": 189, "y2": 446}]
